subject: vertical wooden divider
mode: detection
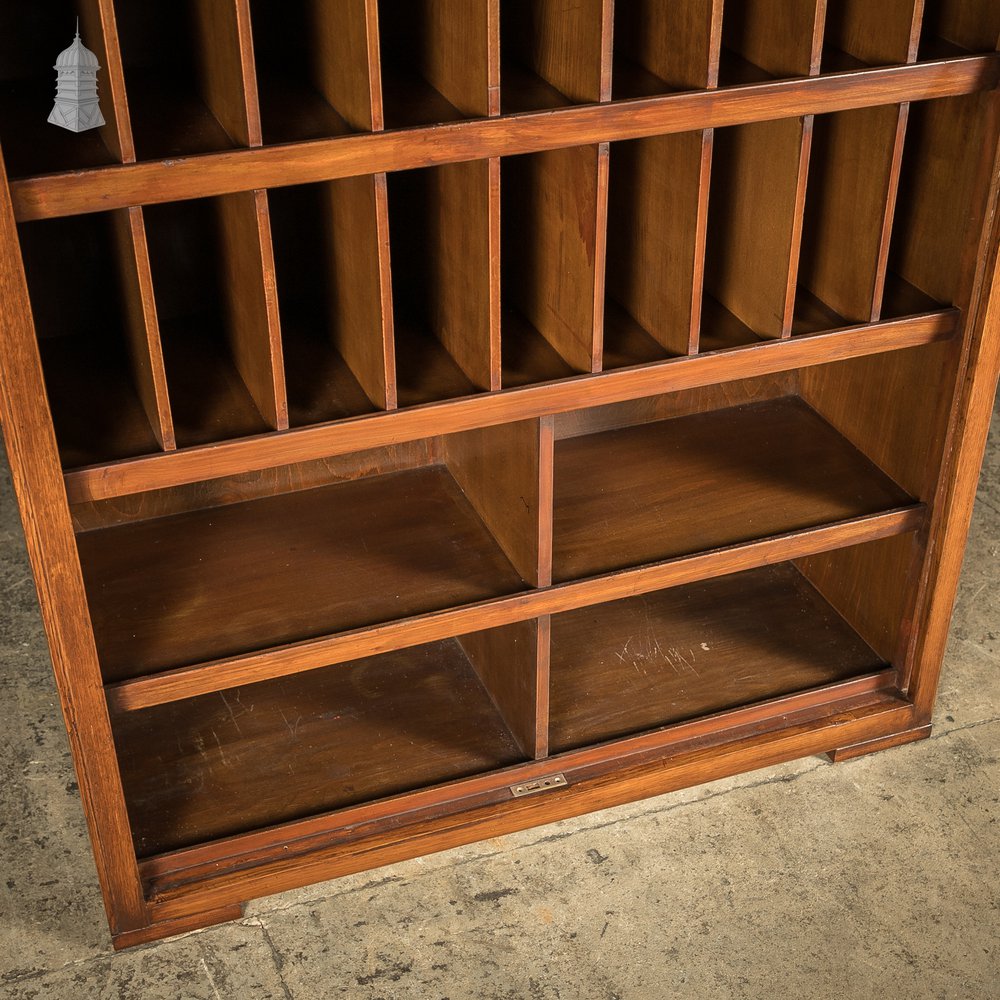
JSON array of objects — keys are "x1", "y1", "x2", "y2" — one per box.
[
  {"x1": 707, "y1": 0, "x2": 826, "y2": 339},
  {"x1": 799, "y1": 0, "x2": 925, "y2": 324},
  {"x1": 501, "y1": 0, "x2": 613, "y2": 376},
  {"x1": 608, "y1": 0, "x2": 724, "y2": 358},
  {"x1": 200, "y1": 1, "x2": 288, "y2": 430},
  {"x1": 889, "y1": 0, "x2": 1000, "y2": 309},
  {"x1": 446, "y1": 417, "x2": 554, "y2": 758},
  {"x1": 285, "y1": 0, "x2": 397, "y2": 412},
  {"x1": 81, "y1": 1, "x2": 176, "y2": 452}
]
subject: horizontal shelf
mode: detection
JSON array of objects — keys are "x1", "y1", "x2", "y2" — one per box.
[
  {"x1": 138, "y1": 681, "x2": 913, "y2": 907},
  {"x1": 106, "y1": 506, "x2": 923, "y2": 714},
  {"x1": 552, "y1": 396, "x2": 913, "y2": 582},
  {"x1": 112, "y1": 638, "x2": 526, "y2": 856},
  {"x1": 549, "y1": 563, "x2": 887, "y2": 753},
  {"x1": 78, "y1": 464, "x2": 526, "y2": 682},
  {"x1": 11, "y1": 56, "x2": 997, "y2": 222},
  {"x1": 63, "y1": 310, "x2": 958, "y2": 503}
]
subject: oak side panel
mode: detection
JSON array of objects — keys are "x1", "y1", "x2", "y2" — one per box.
[
  {"x1": 722, "y1": 0, "x2": 826, "y2": 78},
  {"x1": 110, "y1": 207, "x2": 175, "y2": 450},
  {"x1": 216, "y1": 190, "x2": 288, "y2": 430},
  {"x1": 0, "y1": 148, "x2": 147, "y2": 934},
  {"x1": 826, "y1": 0, "x2": 924, "y2": 67},
  {"x1": 191, "y1": 0, "x2": 262, "y2": 147},
  {"x1": 459, "y1": 617, "x2": 549, "y2": 758},
  {"x1": 444, "y1": 417, "x2": 553, "y2": 587}
]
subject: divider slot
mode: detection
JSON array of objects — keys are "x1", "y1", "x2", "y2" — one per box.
[
  {"x1": 605, "y1": 0, "x2": 723, "y2": 367},
  {"x1": 703, "y1": 0, "x2": 826, "y2": 350},
  {"x1": 114, "y1": 0, "x2": 260, "y2": 158},
  {"x1": 795, "y1": 0, "x2": 924, "y2": 332},
  {"x1": 268, "y1": 179, "x2": 393, "y2": 423},
  {"x1": 460, "y1": 617, "x2": 550, "y2": 760},
  {"x1": 388, "y1": 163, "x2": 498, "y2": 406},
  {"x1": 248, "y1": 0, "x2": 381, "y2": 144},
  {"x1": 883, "y1": 0, "x2": 1000, "y2": 315},
  {"x1": 0, "y1": 1, "x2": 126, "y2": 177},
  {"x1": 376, "y1": 0, "x2": 498, "y2": 128},
  {"x1": 143, "y1": 193, "x2": 287, "y2": 447},
  {"x1": 17, "y1": 211, "x2": 173, "y2": 467}
]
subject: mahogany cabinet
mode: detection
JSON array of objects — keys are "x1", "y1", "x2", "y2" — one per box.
[{"x1": 1, "y1": 0, "x2": 999, "y2": 949}]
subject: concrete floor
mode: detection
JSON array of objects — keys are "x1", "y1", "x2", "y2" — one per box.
[{"x1": 0, "y1": 401, "x2": 997, "y2": 1000}]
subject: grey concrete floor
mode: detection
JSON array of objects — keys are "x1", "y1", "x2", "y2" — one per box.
[{"x1": 0, "y1": 401, "x2": 997, "y2": 1000}]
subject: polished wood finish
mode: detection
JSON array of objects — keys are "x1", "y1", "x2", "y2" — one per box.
[
  {"x1": 549, "y1": 564, "x2": 885, "y2": 752},
  {"x1": 552, "y1": 396, "x2": 912, "y2": 581},
  {"x1": 1, "y1": 4, "x2": 998, "y2": 949},
  {"x1": 827, "y1": 724, "x2": 932, "y2": 763},
  {"x1": 10, "y1": 56, "x2": 997, "y2": 222}
]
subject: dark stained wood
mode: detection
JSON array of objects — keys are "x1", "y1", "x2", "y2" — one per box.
[
  {"x1": 62, "y1": 311, "x2": 958, "y2": 503},
  {"x1": 552, "y1": 396, "x2": 913, "y2": 582},
  {"x1": 388, "y1": 164, "x2": 497, "y2": 397},
  {"x1": 17, "y1": 212, "x2": 166, "y2": 467},
  {"x1": 190, "y1": 0, "x2": 262, "y2": 147},
  {"x1": 503, "y1": 144, "x2": 607, "y2": 374},
  {"x1": 459, "y1": 617, "x2": 549, "y2": 759},
  {"x1": 78, "y1": 464, "x2": 525, "y2": 680},
  {"x1": 112, "y1": 639, "x2": 526, "y2": 856},
  {"x1": 140, "y1": 693, "x2": 916, "y2": 920},
  {"x1": 549, "y1": 564, "x2": 886, "y2": 752},
  {"x1": 106, "y1": 507, "x2": 923, "y2": 714},
  {"x1": 110, "y1": 208, "x2": 175, "y2": 451},
  {"x1": 444, "y1": 418, "x2": 553, "y2": 587},
  {"x1": 112, "y1": 904, "x2": 245, "y2": 952},
  {"x1": 9, "y1": 56, "x2": 998, "y2": 222}
]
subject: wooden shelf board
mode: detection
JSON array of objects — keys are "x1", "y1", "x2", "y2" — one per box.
[
  {"x1": 107, "y1": 505, "x2": 922, "y2": 715},
  {"x1": 0, "y1": 79, "x2": 118, "y2": 179},
  {"x1": 394, "y1": 319, "x2": 480, "y2": 408},
  {"x1": 123, "y1": 73, "x2": 238, "y2": 160},
  {"x1": 611, "y1": 56, "x2": 678, "y2": 101},
  {"x1": 62, "y1": 311, "x2": 958, "y2": 505},
  {"x1": 793, "y1": 287, "x2": 849, "y2": 337},
  {"x1": 602, "y1": 298, "x2": 674, "y2": 370},
  {"x1": 78, "y1": 464, "x2": 526, "y2": 681},
  {"x1": 40, "y1": 334, "x2": 163, "y2": 469},
  {"x1": 11, "y1": 56, "x2": 999, "y2": 223},
  {"x1": 381, "y1": 66, "x2": 465, "y2": 130},
  {"x1": 112, "y1": 638, "x2": 525, "y2": 857},
  {"x1": 549, "y1": 563, "x2": 887, "y2": 752},
  {"x1": 501, "y1": 308, "x2": 576, "y2": 388},
  {"x1": 158, "y1": 314, "x2": 271, "y2": 449},
  {"x1": 552, "y1": 396, "x2": 914, "y2": 582},
  {"x1": 281, "y1": 314, "x2": 379, "y2": 427},
  {"x1": 698, "y1": 295, "x2": 765, "y2": 352},
  {"x1": 880, "y1": 270, "x2": 943, "y2": 318},
  {"x1": 256, "y1": 69, "x2": 354, "y2": 146},
  {"x1": 500, "y1": 60, "x2": 573, "y2": 114}
]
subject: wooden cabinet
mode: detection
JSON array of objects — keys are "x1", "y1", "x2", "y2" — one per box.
[{"x1": 1, "y1": 0, "x2": 999, "y2": 949}]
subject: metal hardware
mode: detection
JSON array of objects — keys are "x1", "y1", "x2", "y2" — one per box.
[{"x1": 509, "y1": 773, "x2": 568, "y2": 797}]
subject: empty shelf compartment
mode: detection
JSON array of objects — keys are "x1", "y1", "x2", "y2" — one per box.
[
  {"x1": 552, "y1": 396, "x2": 915, "y2": 582},
  {"x1": 548, "y1": 563, "x2": 887, "y2": 752},
  {"x1": 77, "y1": 464, "x2": 527, "y2": 681},
  {"x1": 112, "y1": 639, "x2": 526, "y2": 856}
]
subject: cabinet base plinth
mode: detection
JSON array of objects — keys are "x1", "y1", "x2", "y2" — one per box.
[
  {"x1": 827, "y1": 724, "x2": 932, "y2": 763},
  {"x1": 112, "y1": 903, "x2": 246, "y2": 950}
]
